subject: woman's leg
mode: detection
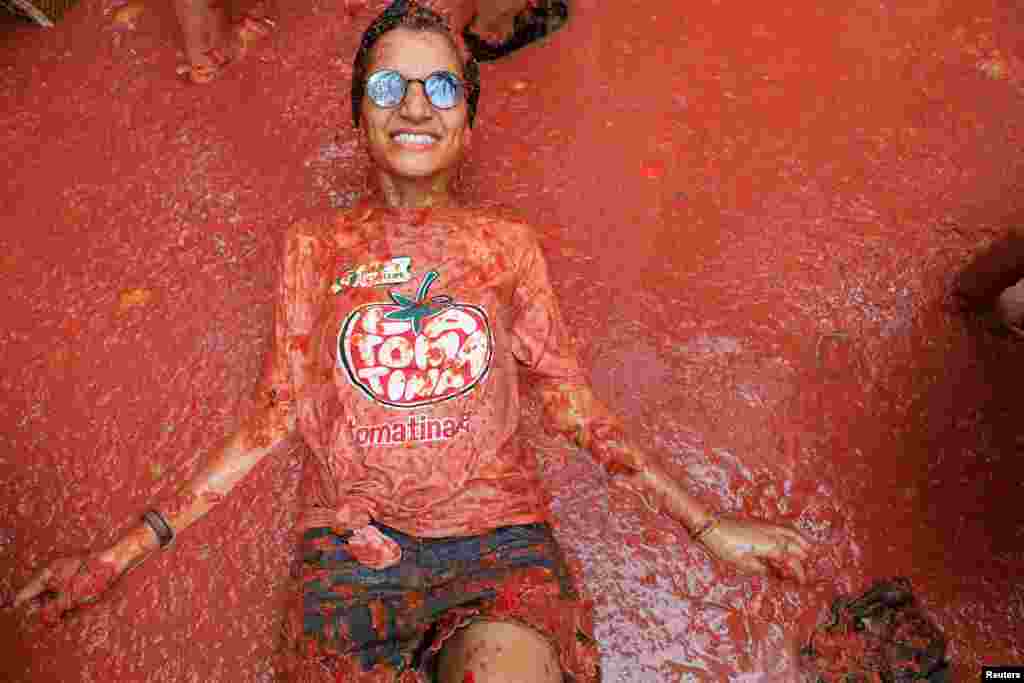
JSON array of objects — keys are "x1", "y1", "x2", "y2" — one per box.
[{"x1": 436, "y1": 620, "x2": 562, "y2": 683}]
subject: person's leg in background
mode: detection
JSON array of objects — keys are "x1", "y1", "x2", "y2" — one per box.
[
  {"x1": 996, "y1": 279, "x2": 1024, "y2": 337},
  {"x1": 468, "y1": 0, "x2": 527, "y2": 42},
  {"x1": 463, "y1": 0, "x2": 569, "y2": 62},
  {"x1": 173, "y1": 0, "x2": 218, "y2": 80},
  {"x1": 172, "y1": 0, "x2": 274, "y2": 83},
  {"x1": 955, "y1": 225, "x2": 1024, "y2": 336}
]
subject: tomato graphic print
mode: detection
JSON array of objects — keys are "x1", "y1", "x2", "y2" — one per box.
[{"x1": 338, "y1": 271, "x2": 494, "y2": 408}]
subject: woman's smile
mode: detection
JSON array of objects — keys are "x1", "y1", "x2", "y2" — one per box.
[{"x1": 391, "y1": 129, "x2": 442, "y2": 149}]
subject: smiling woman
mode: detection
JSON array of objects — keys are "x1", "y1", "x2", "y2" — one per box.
[
  {"x1": 360, "y1": 29, "x2": 472, "y2": 192},
  {"x1": 12, "y1": 1, "x2": 813, "y2": 681},
  {"x1": 351, "y1": 1, "x2": 480, "y2": 203}
]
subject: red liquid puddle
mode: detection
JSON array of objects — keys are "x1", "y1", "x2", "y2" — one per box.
[{"x1": 2, "y1": 0, "x2": 1023, "y2": 680}]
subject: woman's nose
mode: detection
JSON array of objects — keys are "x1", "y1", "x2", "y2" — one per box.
[{"x1": 400, "y1": 82, "x2": 433, "y2": 120}]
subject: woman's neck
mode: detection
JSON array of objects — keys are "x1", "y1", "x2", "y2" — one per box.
[{"x1": 372, "y1": 169, "x2": 459, "y2": 209}]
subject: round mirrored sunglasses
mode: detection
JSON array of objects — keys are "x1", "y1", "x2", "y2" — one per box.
[{"x1": 365, "y1": 69, "x2": 465, "y2": 111}]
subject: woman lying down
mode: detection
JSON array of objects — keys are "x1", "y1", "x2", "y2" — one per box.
[{"x1": 14, "y1": 2, "x2": 812, "y2": 681}]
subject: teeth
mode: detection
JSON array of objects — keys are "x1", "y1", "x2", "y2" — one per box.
[{"x1": 393, "y1": 133, "x2": 436, "y2": 145}]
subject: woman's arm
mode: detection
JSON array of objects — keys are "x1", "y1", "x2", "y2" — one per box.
[
  {"x1": 12, "y1": 396, "x2": 297, "y2": 616},
  {"x1": 106, "y1": 395, "x2": 297, "y2": 573},
  {"x1": 13, "y1": 220, "x2": 318, "y2": 618},
  {"x1": 539, "y1": 381, "x2": 711, "y2": 528},
  {"x1": 539, "y1": 382, "x2": 811, "y2": 581},
  {"x1": 511, "y1": 225, "x2": 812, "y2": 581}
]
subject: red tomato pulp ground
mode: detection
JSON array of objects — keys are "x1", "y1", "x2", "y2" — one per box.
[{"x1": 1, "y1": 0, "x2": 1022, "y2": 680}]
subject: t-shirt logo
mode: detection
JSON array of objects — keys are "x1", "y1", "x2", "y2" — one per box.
[
  {"x1": 338, "y1": 271, "x2": 493, "y2": 408},
  {"x1": 330, "y1": 256, "x2": 413, "y2": 291}
]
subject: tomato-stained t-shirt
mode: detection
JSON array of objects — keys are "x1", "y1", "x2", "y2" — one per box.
[{"x1": 259, "y1": 201, "x2": 635, "y2": 551}]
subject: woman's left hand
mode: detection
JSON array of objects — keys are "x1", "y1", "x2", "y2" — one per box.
[
  {"x1": 12, "y1": 553, "x2": 121, "y2": 624},
  {"x1": 697, "y1": 516, "x2": 812, "y2": 583}
]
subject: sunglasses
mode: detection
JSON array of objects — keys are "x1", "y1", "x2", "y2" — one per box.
[{"x1": 365, "y1": 69, "x2": 465, "y2": 111}]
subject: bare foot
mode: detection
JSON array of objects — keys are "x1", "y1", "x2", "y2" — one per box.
[
  {"x1": 231, "y1": 13, "x2": 275, "y2": 60},
  {"x1": 185, "y1": 47, "x2": 230, "y2": 84},
  {"x1": 180, "y1": 12, "x2": 274, "y2": 83},
  {"x1": 110, "y1": 0, "x2": 146, "y2": 30}
]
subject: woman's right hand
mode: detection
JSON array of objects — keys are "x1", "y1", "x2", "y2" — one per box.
[
  {"x1": 12, "y1": 553, "x2": 122, "y2": 624},
  {"x1": 697, "y1": 516, "x2": 813, "y2": 583}
]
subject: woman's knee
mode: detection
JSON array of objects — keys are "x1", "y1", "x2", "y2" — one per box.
[{"x1": 437, "y1": 620, "x2": 562, "y2": 683}]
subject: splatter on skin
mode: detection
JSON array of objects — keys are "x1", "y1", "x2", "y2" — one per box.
[
  {"x1": 279, "y1": 522, "x2": 600, "y2": 683},
  {"x1": 27, "y1": 556, "x2": 121, "y2": 626}
]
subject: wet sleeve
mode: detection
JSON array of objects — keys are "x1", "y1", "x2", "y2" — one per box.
[
  {"x1": 256, "y1": 269, "x2": 293, "y2": 410},
  {"x1": 155, "y1": 226, "x2": 318, "y2": 518},
  {"x1": 255, "y1": 221, "x2": 327, "y2": 428},
  {"x1": 510, "y1": 231, "x2": 644, "y2": 477}
]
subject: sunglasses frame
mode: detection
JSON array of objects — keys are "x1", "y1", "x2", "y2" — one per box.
[{"x1": 365, "y1": 69, "x2": 466, "y2": 111}]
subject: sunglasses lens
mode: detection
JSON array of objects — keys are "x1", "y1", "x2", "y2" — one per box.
[
  {"x1": 425, "y1": 72, "x2": 462, "y2": 109},
  {"x1": 366, "y1": 70, "x2": 406, "y2": 108},
  {"x1": 366, "y1": 70, "x2": 463, "y2": 110}
]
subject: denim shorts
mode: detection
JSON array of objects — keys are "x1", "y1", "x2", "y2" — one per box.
[{"x1": 278, "y1": 522, "x2": 601, "y2": 683}]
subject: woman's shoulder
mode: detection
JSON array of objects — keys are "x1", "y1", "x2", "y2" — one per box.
[
  {"x1": 465, "y1": 201, "x2": 532, "y2": 226},
  {"x1": 459, "y1": 203, "x2": 543, "y2": 245},
  {"x1": 282, "y1": 206, "x2": 370, "y2": 249},
  {"x1": 283, "y1": 210, "x2": 332, "y2": 241}
]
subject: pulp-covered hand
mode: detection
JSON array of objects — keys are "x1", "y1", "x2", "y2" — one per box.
[
  {"x1": 12, "y1": 553, "x2": 121, "y2": 624},
  {"x1": 699, "y1": 517, "x2": 812, "y2": 583}
]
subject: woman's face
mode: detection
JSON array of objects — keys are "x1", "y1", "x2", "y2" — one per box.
[{"x1": 361, "y1": 28, "x2": 472, "y2": 183}]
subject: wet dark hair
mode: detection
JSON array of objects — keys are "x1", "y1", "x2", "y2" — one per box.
[{"x1": 351, "y1": 0, "x2": 481, "y2": 128}]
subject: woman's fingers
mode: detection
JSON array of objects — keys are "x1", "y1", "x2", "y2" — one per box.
[
  {"x1": 12, "y1": 555, "x2": 102, "y2": 620},
  {"x1": 781, "y1": 555, "x2": 808, "y2": 583},
  {"x1": 777, "y1": 526, "x2": 812, "y2": 552},
  {"x1": 705, "y1": 520, "x2": 814, "y2": 582},
  {"x1": 765, "y1": 557, "x2": 802, "y2": 581},
  {"x1": 12, "y1": 568, "x2": 53, "y2": 608},
  {"x1": 775, "y1": 534, "x2": 810, "y2": 561},
  {"x1": 781, "y1": 540, "x2": 812, "y2": 583},
  {"x1": 40, "y1": 595, "x2": 68, "y2": 625},
  {"x1": 757, "y1": 533, "x2": 810, "y2": 583},
  {"x1": 735, "y1": 555, "x2": 769, "y2": 576}
]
